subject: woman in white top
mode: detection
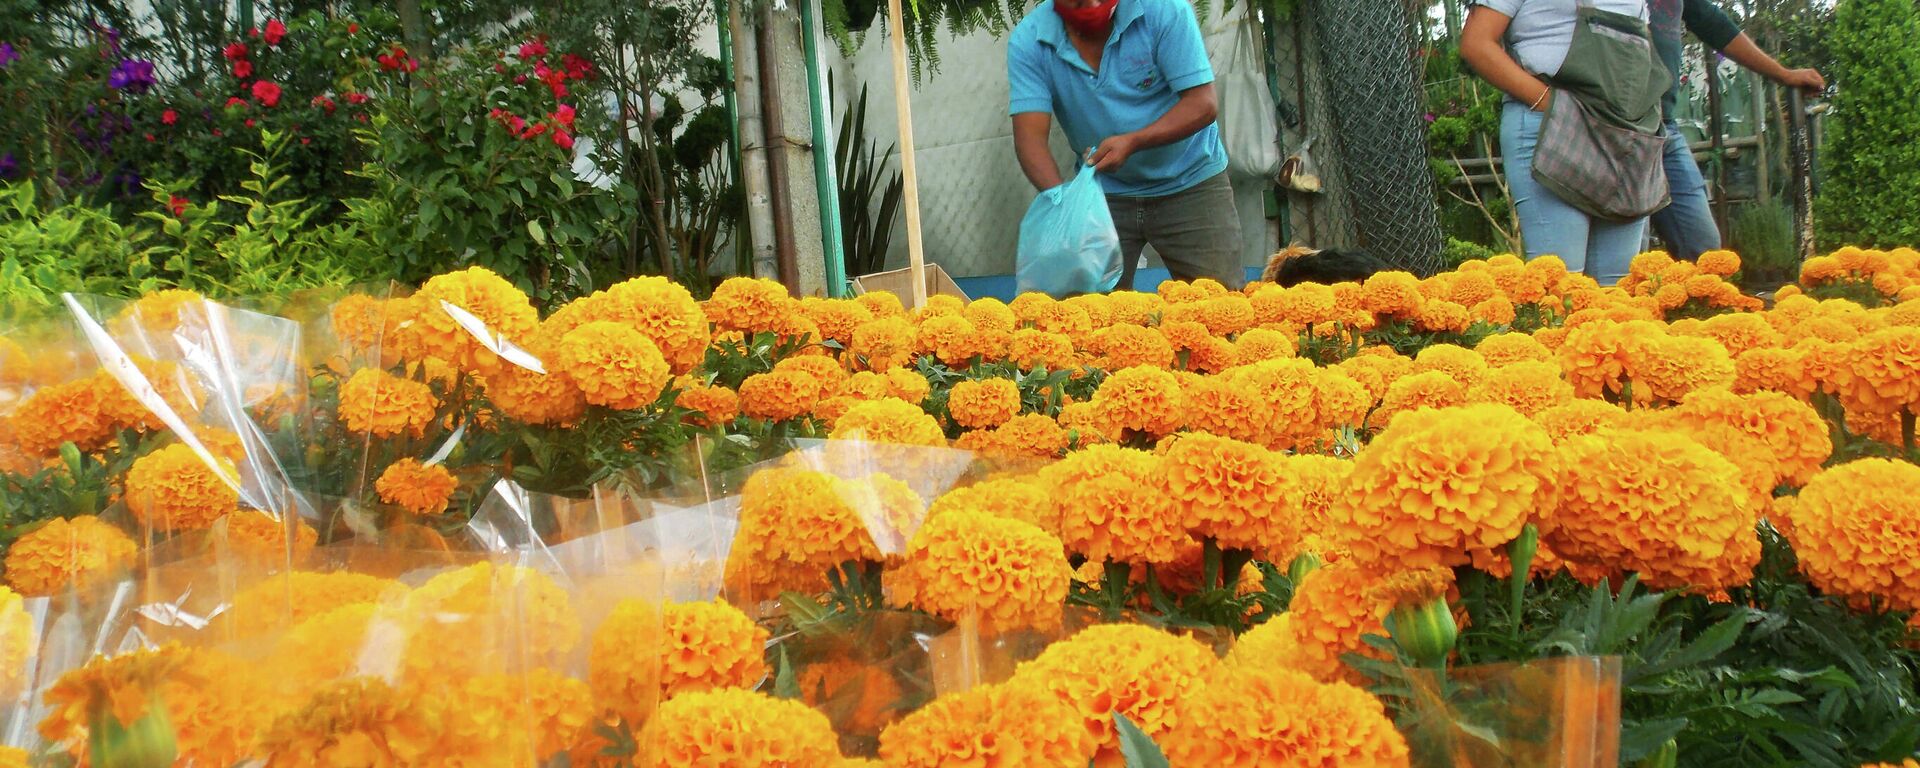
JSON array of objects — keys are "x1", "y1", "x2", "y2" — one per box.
[{"x1": 1461, "y1": 0, "x2": 1654, "y2": 286}]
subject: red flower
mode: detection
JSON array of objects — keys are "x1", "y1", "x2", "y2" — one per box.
[
  {"x1": 514, "y1": 74, "x2": 527, "y2": 84},
  {"x1": 168, "y1": 195, "x2": 188, "y2": 216},
  {"x1": 494, "y1": 62, "x2": 506, "y2": 74},
  {"x1": 144, "y1": 133, "x2": 156, "y2": 142},
  {"x1": 232, "y1": 59, "x2": 252, "y2": 79},
  {"x1": 251, "y1": 80, "x2": 282, "y2": 107},
  {"x1": 161, "y1": 109, "x2": 178, "y2": 125},
  {"x1": 403, "y1": 57, "x2": 419, "y2": 73},
  {"x1": 552, "y1": 128, "x2": 574, "y2": 150},
  {"x1": 347, "y1": 23, "x2": 359, "y2": 35},
  {"x1": 562, "y1": 53, "x2": 594, "y2": 80},
  {"x1": 212, "y1": 128, "x2": 223, "y2": 136},
  {"x1": 508, "y1": 115, "x2": 528, "y2": 136},
  {"x1": 527, "y1": 122, "x2": 549, "y2": 138},
  {"x1": 224, "y1": 42, "x2": 248, "y2": 61},
  {"x1": 248, "y1": 26, "x2": 260, "y2": 38},
  {"x1": 312, "y1": 95, "x2": 336, "y2": 113},
  {"x1": 518, "y1": 40, "x2": 548, "y2": 59},
  {"x1": 345, "y1": 92, "x2": 369, "y2": 105},
  {"x1": 263, "y1": 19, "x2": 287, "y2": 46},
  {"x1": 300, "y1": 136, "x2": 311, "y2": 145},
  {"x1": 354, "y1": 113, "x2": 367, "y2": 122},
  {"x1": 224, "y1": 96, "x2": 247, "y2": 109},
  {"x1": 552, "y1": 104, "x2": 576, "y2": 128},
  {"x1": 245, "y1": 118, "x2": 256, "y2": 127}
]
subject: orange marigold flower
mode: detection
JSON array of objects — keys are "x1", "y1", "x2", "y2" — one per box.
[
  {"x1": 1359, "y1": 271, "x2": 1424, "y2": 316},
  {"x1": 1180, "y1": 374, "x2": 1268, "y2": 445},
  {"x1": 1280, "y1": 283, "x2": 1345, "y2": 326},
  {"x1": 1447, "y1": 270, "x2": 1499, "y2": 307},
  {"x1": 1337, "y1": 353, "x2": 1412, "y2": 405},
  {"x1": 399, "y1": 562, "x2": 580, "y2": 678},
  {"x1": 857, "y1": 290, "x2": 907, "y2": 319},
  {"x1": 676, "y1": 378, "x2": 742, "y2": 427},
  {"x1": 1094, "y1": 324, "x2": 1175, "y2": 370},
  {"x1": 1098, "y1": 290, "x2": 1157, "y2": 326},
  {"x1": 338, "y1": 367, "x2": 437, "y2": 437},
  {"x1": 409, "y1": 266, "x2": 540, "y2": 377},
  {"x1": 1556, "y1": 319, "x2": 1642, "y2": 399},
  {"x1": 739, "y1": 369, "x2": 823, "y2": 422},
  {"x1": 217, "y1": 510, "x2": 317, "y2": 566},
  {"x1": 3, "y1": 516, "x2": 135, "y2": 597},
  {"x1": 1011, "y1": 624, "x2": 1218, "y2": 764},
  {"x1": 977, "y1": 413, "x2": 1070, "y2": 459},
  {"x1": 1666, "y1": 387, "x2": 1832, "y2": 488},
  {"x1": 1057, "y1": 400, "x2": 1118, "y2": 444},
  {"x1": 928, "y1": 476, "x2": 1059, "y2": 535},
  {"x1": 802, "y1": 297, "x2": 875, "y2": 344},
  {"x1": 1732, "y1": 346, "x2": 1812, "y2": 398},
  {"x1": 1039, "y1": 445, "x2": 1185, "y2": 564},
  {"x1": 255, "y1": 677, "x2": 436, "y2": 767},
  {"x1": 0, "y1": 584, "x2": 31, "y2": 698},
  {"x1": 890, "y1": 509, "x2": 1070, "y2": 636},
  {"x1": 1185, "y1": 334, "x2": 1240, "y2": 373},
  {"x1": 774, "y1": 355, "x2": 850, "y2": 398},
  {"x1": 640, "y1": 688, "x2": 843, "y2": 768},
  {"x1": 375, "y1": 458, "x2": 458, "y2": 515},
  {"x1": 1412, "y1": 344, "x2": 1488, "y2": 388},
  {"x1": 879, "y1": 679, "x2": 1097, "y2": 768},
  {"x1": 1845, "y1": 326, "x2": 1920, "y2": 417},
  {"x1": 1492, "y1": 264, "x2": 1550, "y2": 304},
  {"x1": 1551, "y1": 429, "x2": 1757, "y2": 591},
  {"x1": 1371, "y1": 370, "x2": 1467, "y2": 429},
  {"x1": 1624, "y1": 333, "x2": 1735, "y2": 405},
  {"x1": 1654, "y1": 283, "x2": 1690, "y2": 310},
  {"x1": 1234, "y1": 327, "x2": 1295, "y2": 362},
  {"x1": 1468, "y1": 360, "x2": 1573, "y2": 416},
  {"x1": 659, "y1": 599, "x2": 770, "y2": 697},
  {"x1": 815, "y1": 402, "x2": 942, "y2": 453},
  {"x1": 42, "y1": 645, "x2": 269, "y2": 767},
  {"x1": 1283, "y1": 559, "x2": 1451, "y2": 684},
  {"x1": 482, "y1": 336, "x2": 587, "y2": 426},
  {"x1": 1090, "y1": 366, "x2": 1186, "y2": 438},
  {"x1": 8, "y1": 377, "x2": 115, "y2": 456},
  {"x1": 1475, "y1": 332, "x2": 1552, "y2": 368},
  {"x1": 554, "y1": 277, "x2": 713, "y2": 374},
  {"x1": 1160, "y1": 433, "x2": 1292, "y2": 553},
  {"x1": 124, "y1": 443, "x2": 238, "y2": 532},
  {"x1": 1786, "y1": 459, "x2": 1920, "y2": 612},
  {"x1": 851, "y1": 317, "x2": 918, "y2": 371},
  {"x1": 964, "y1": 297, "x2": 1020, "y2": 333},
  {"x1": 1630, "y1": 250, "x2": 1675, "y2": 278},
  {"x1": 588, "y1": 599, "x2": 665, "y2": 724},
  {"x1": 948, "y1": 378, "x2": 1021, "y2": 429},
  {"x1": 218, "y1": 570, "x2": 399, "y2": 642},
  {"x1": 1034, "y1": 302, "x2": 1094, "y2": 341},
  {"x1": 1159, "y1": 281, "x2": 1206, "y2": 304},
  {"x1": 1161, "y1": 666, "x2": 1411, "y2": 768},
  {"x1": 1415, "y1": 299, "x2": 1473, "y2": 334},
  {"x1": 1694, "y1": 312, "x2": 1785, "y2": 358},
  {"x1": 556, "y1": 321, "x2": 671, "y2": 411},
  {"x1": 1472, "y1": 295, "x2": 1518, "y2": 326},
  {"x1": 1008, "y1": 329, "x2": 1080, "y2": 371},
  {"x1": 917, "y1": 314, "x2": 980, "y2": 368},
  {"x1": 705, "y1": 276, "x2": 799, "y2": 333},
  {"x1": 1199, "y1": 296, "x2": 1256, "y2": 336},
  {"x1": 1531, "y1": 399, "x2": 1627, "y2": 445},
  {"x1": 119, "y1": 288, "x2": 205, "y2": 335},
  {"x1": 1339, "y1": 404, "x2": 1557, "y2": 569},
  {"x1": 1158, "y1": 320, "x2": 1212, "y2": 354}
]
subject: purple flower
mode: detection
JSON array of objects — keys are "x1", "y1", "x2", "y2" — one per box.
[
  {"x1": 0, "y1": 153, "x2": 17, "y2": 179},
  {"x1": 107, "y1": 59, "x2": 156, "y2": 94},
  {"x1": 0, "y1": 42, "x2": 19, "y2": 68}
]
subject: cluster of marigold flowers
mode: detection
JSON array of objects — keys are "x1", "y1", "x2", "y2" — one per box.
[{"x1": 7, "y1": 244, "x2": 1920, "y2": 765}]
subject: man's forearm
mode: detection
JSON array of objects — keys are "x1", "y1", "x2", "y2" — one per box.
[
  {"x1": 1129, "y1": 85, "x2": 1218, "y2": 148},
  {"x1": 1015, "y1": 138, "x2": 1066, "y2": 190},
  {"x1": 1721, "y1": 33, "x2": 1793, "y2": 84}
]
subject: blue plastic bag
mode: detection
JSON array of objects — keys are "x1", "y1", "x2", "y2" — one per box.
[{"x1": 1016, "y1": 164, "x2": 1123, "y2": 298}]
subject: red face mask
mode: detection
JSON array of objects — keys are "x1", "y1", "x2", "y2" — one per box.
[{"x1": 1055, "y1": 0, "x2": 1118, "y2": 36}]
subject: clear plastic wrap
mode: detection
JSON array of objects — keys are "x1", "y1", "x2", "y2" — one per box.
[{"x1": 1398, "y1": 655, "x2": 1624, "y2": 768}]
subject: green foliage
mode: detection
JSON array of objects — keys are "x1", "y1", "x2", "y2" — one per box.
[
  {"x1": 0, "y1": 131, "x2": 393, "y2": 309},
  {"x1": 0, "y1": 434, "x2": 155, "y2": 544},
  {"x1": 837, "y1": 84, "x2": 904, "y2": 281},
  {"x1": 1114, "y1": 711, "x2": 1172, "y2": 768},
  {"x1": 1441, "y1": 236, "x2": 1497, "y2": 269},
  {"x1": 1818, "y1": 0, "x2": 1920, "y2": 249},
  {"x1": 1729, "y1": 201, "x2": 1798, "y2": 285}
]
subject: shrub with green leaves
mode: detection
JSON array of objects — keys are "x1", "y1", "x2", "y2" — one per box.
[{"x1": 1818, "y1": 0, "x2": 1920, "y2": 249}]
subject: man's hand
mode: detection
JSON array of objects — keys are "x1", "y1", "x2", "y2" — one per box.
[
  {"x1": 1089, "y1": 133, "x2": 1140, "y2": 173},
  {"x1": 1780, "y1": 67, "x2": 1826, "y2": 94}
]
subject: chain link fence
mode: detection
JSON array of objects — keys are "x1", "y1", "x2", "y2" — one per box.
[{"x1": 1302, "y1": 0, "x2": 1444, "y2": 275}]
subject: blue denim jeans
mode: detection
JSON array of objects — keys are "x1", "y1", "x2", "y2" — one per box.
[
  {"x1": 1500, "y1": 101, "x2": 1647, "y2": 286},
  {"x1": 1649, "y1": 120, "x2": 1723, "y2": 261}
]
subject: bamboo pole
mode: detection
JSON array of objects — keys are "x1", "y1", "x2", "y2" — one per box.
[{"x1": 884, "y1": 0, "x2": 928, "y2": 307}]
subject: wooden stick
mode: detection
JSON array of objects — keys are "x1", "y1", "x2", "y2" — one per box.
[{"x1": 885, "y1": 0, "x2": 928, "y2": 308}]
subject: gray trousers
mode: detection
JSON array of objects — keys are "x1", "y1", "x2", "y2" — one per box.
[{"x1": 1107, "y1": 171, "x2": 1246, "y2": 291}]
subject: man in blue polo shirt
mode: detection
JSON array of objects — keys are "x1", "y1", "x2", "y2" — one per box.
[{"x1": 1007, "y1": 0, "x2": 1243, "y2": 291}]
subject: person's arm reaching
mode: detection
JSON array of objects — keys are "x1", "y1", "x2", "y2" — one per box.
[
  {"x1": 1460, "y1": 7, "x2": 1555, "y2": 111},
  {"x1": 1008, "y1": 32, "x2": 1065, "y2": 190},
  {"x1": 1087, "y1": 84, "x2": 1217, "y2": 173},
  {"x1": 1682, "y1": 0, "x2": 1824, "y2": 93},
  {"x1": 1013, "y1": 112, "x2": 1067, "y2": 190}
]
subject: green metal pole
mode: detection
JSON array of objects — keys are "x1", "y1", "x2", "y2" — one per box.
[
  {"x1": 799, "y1": 0, "x2": 851, "y2": 297},
  {"x1": 716, "y1": 0, "x2": 749, "y2": 273}
]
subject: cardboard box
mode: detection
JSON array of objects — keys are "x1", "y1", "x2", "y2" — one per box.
[{"x1": 850, "y1": 263, "x2": 970, "y2": 305}]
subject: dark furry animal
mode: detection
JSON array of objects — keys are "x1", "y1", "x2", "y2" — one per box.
[{"x1": 1261, "y1": 245, "x2": 1392, "y2": 287}]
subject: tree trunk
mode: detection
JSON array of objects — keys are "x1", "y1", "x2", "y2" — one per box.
[{"x1": 397, "y1": 0, "x2": 430, "y2": 56}]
